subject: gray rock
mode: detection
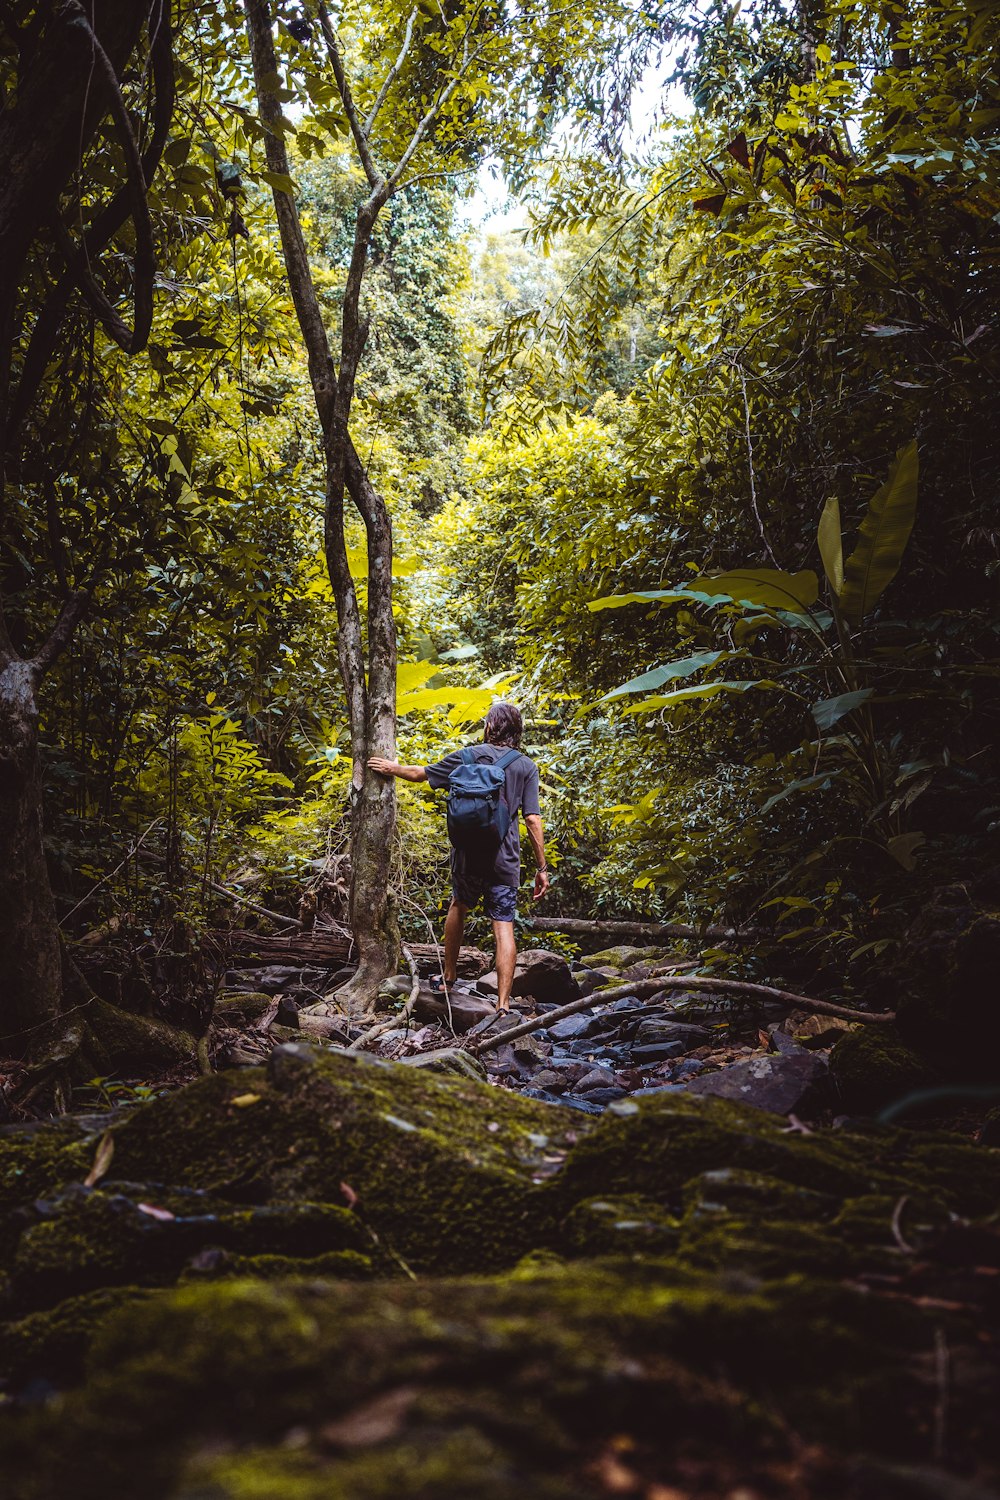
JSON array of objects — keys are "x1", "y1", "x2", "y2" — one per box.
[
  {"x1": 530, "y1": 1068, "x2": 569, "y2": 1093},
  {"x1": 547, "y1": 1013, "x2": 595, "y2": 1042},
  {"x1": 412, "y1": 990, "x2": 496, "y2": 1034},
  {"x1": 634, "y1": 1017, "x2": 712, "y2": 1047},
  {"x1": 583, "y1": 1087, "x2": 628, "y2": 1106},
  {"x1": 274, "y1": 996, "x2": 300, "y2": 1029},
  {"x1": 630, "y1": 1041, "x2": 687, "y2": 1063},
  {"x1": 670, "y1": 1058, "x2": 706, "y2": 1081},
  {"x1": 685, "y1": 1050, "x2": 829, "y2": 1115},
  {"x1": 398, "y1": 1047, "x2": 486, "y2": 1083},
  {"x1": 575, "y1": 1066, "x2": 618, "y2": 1093},
  {"x1": 242, "y1": 965, "x2": 305, "y2": 995},
  {"x1": 297, "y1": 1013, "x2": 350, "y2": 1045},
  {"x1": 510, "y1": 950, "x2": 580, "y2": 1005},
  {"x1": 556, "y1": 1093, "x2": 606, "y2": 1116},
  {"x1": 268, "y1": 1041, "x2": 320, "y2": 1090}
]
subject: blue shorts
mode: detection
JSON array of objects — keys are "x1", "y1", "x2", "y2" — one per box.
[{"x1": 452, "y1": 876, "x2": 517, "y2": 923}]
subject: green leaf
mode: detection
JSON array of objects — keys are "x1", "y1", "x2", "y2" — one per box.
[
  {"x1": 260, "y1": 169, "x2": 296, "y2": 195},
  {"x1": 810, "y1": 688, "x2": 874, "y2": 732},
  {"x1": 887, "y1": 832, "x2": 925, "y2": 871},
  {"x1": 602, "y1": 650, "x2": 728, "y2": 701},
  {"x1": 588, "y1": 570, "x2": 817, "y2": 615},
  {"x1": 619, "y1": 680, "x2": 777, "y2": 715},
  {"x1": 817, "y1": 496, "x2": 844, "y2": 595},
  {"x1": 760, "y1": 771, "x2": 841, "y2": 815},
  {"x1": 694, "y1": 569, "x2": 819, "y2": 611},
  {"x1": 839, "y1": 441, "x2": 919, "y2": 628}
]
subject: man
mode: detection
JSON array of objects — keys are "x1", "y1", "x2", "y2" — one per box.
[{"x1": 368, "y1": 701, "x2": 549, "y2": 1011}]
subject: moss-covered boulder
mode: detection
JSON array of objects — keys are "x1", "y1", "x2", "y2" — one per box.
[
  {"x1": 2, "y1": 1047, "x2": 999, "y2": 1498},
  {"x1": 830, "y1": 1025, "x2": 937, "y2": 1114}
]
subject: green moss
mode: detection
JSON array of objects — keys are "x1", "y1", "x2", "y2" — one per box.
[
  {"x1": 214, "y1": 992, "x2": 275, "y2": 1023},
  {"x1": 2, "y1": 1263, "x2": 981, "y2": 1500},
  {"x1": 106, "y1": 1048, "x2": 582, "y2": 1274},
  {"x1": 10, "y1": 1183, "x2": 372, "y2": 1306},
  {"x1": 181, "y1": 1249, "x2": 373, "y2": 1281},
  {"x1": 0, "y1": 1287, "x2": 151, "y2": 1384},
  {"x1": 181, "y1": 1430, "x2": 560, "y2": 1500},
  {"x1": 584, "y1": 944, "x2": 672, "y2": 969},
  {"x1": 88, "y1": 999, "x2": 197, "y2": 1070},
  {"x1": 829, "y1": 1026, "x2": 936, "y2": 1115},
  {"x1": 560, "y1": 1195, "x2": 681, "y2": 1257}
]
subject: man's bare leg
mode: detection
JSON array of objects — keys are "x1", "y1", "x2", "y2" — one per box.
[
  {"x1": 493, "y1": 919, "x2": 517, "y2": 1011},
  {"x1": 443, "y1": 901, "x2": 468, "y2": 986}
]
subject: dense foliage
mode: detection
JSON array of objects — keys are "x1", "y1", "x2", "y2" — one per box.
[{"x1": 2, "y1": 0, "x2": 997, "y2": 1025}]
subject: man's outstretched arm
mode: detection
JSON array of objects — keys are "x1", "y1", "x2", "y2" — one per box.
[
  {"x1": 368, "y1": 756, "x2": 427, "y2": 782},
  {"x1": 524, "y1": 813, "x2": 550, "y2": 900}
]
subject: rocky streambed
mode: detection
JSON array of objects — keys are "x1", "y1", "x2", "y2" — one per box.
[{"x1": 1, "y1": 1024, "x2": 999, "y2": 1498}]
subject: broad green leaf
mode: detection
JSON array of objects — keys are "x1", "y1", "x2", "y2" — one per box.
[
  {"x1": 810, "y1": 688, "x2": 874, "y2": 732},
  {"x1": 588, "y1": 570, "x2": 817, "y2": 615},
  {"x1": 760, "y1": 770, "x2": 842, "y2": 815},
  {"x1": 260, "y1": 169, "x2": 295, "y2": 194},
  {"x1": 588, "y1": 588, "x2": 698, "y2": 612},
  {"x1": 602, "y1": 650, "x2": 728, "y2": 701},
  {"x1": 620, "y1": 679, "x2": 776, "y2": 715},
  {"x1": 693, "y1": 569, "x2": 819, "y2": 611},
  {"x1": 839, "y1": 441, "x2": 918, "y2": 628},
  {"x1": 397, "y1": 661, "x2": 439, "y2": 693},
  {"x1": 887, "y1": 832, "x2": 925, "y2": 871},
  {"x1": 817, "y1": 496, "x2": 844, "y2": 595},
  {"x1": 397, "y1": 687, "x2": 494, "y2": 717}
]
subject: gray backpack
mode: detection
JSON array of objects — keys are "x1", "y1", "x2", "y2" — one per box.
[{"x1": 446, "y1": 747, "x2": 521, "y2": 857}]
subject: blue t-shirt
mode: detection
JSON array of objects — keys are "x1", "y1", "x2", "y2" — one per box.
[{"x1": 424, "y1": 743, "x2": 541, "y2": 887}]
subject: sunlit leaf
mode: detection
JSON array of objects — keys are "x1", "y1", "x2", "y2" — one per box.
[
  {"x1": 839, "y1": 442, "x2": 919, "y2": 628},
  {"x1": 602, "y1": 650, "x2": 728, "y2": 701},
  {"x1": 817, "y1": 496, "x2": 844, "y2": 596}
]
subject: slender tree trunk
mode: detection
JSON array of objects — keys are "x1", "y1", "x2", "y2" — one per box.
[
  {"x1": 245, "y1": 0, "x2": 400, "y2": 1008},
  {"x1": 0, "y1": 658, "x2": 62, "y2": 1050}
]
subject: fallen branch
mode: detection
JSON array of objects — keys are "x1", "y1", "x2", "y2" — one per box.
[
  {"x1": 470, "y1": 973, "x2": 893, "y2": 1055},
  {"x1": 524, "y1": 916, "x2": 763, "y2": 944}
]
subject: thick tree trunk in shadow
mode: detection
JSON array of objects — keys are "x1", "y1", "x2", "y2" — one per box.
[{"x1": 0, "y1": 659, "x2": 62, "y2": 1052}]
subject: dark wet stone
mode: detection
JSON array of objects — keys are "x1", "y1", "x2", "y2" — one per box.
[
  {"x1": 583, "y1": 1087, "x2": 628, "y2": 1106},
  {"x1": 274, "y1": 996, "x2": 300, "y2": 1029},
  {"x1": 631, "y1": 1041, "x2": 687, "y2": 1063},
  {"x1": 686, "y1": 1051, "x2": 829, "y2": 1116},
  {"x1": 547, "y1": 1014, "x2": 596, "y2": 1042}
]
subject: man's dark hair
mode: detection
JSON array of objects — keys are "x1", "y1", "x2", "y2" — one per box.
[{"x1": 483, "y1": 701, "x2": 523, "y2": 748}]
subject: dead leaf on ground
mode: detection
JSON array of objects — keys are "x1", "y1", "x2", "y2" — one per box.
[
  {"x1": 231, "y1": 1092, "x2": 260, "y2": 1108},
  {"x1": 84, "y1": 1130, "x2": 115, "y2": 1188},
  {"x1": 340, "y1": 1181, "x2": 359, "y2": 1209},
  {"x1": 137, "y1": 1202, "x2": 175, "y2": 1222},
  {"x1": 319, "y1": 1384, "x2": 418, "y2": 1449}
]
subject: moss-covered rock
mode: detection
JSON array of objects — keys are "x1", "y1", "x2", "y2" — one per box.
[
  {"x1": 830, "y1": 1025, "x2": 936, "y2": 1114},
  {"x1": 2, "y1": 1263, "x2": 995, "y2": 1500},
  {"x1": 2, "y1": 1050, "x2": 1000, "y2": 1498}
]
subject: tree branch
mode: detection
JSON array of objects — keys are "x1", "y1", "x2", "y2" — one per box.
[
  {"x1": 53, "y1": 7, "x2": 157, "y2": 355},
  {"x1": 31, "y1": 590, "x2": 90, "y2": 679},
  {"x1": 317, "y1": 3, "x2": 384, "y2": 190},
  {"x1": 364, "y1": 7, "x2": 418, "y2": 135},
  {"x1": 471, "y1": 974, "x2": 894, "y2": 1054},
  {"x1": 7, "y1": 0, "x2": 173, "y2": 437}
]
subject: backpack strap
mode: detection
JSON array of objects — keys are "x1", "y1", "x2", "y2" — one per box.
[
  {"x1": 495, "y1": 749, "x2": 522, "y2": 771},
  {"x1": 459, "y1": 747, "x2": 476, "y2": 765}
]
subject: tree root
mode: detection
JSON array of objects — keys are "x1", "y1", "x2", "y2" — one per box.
[{"x1": 349, "y1": 946, "x2": 421, "y2": 1052}]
